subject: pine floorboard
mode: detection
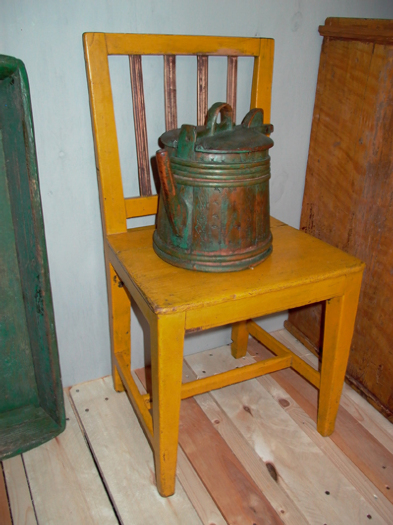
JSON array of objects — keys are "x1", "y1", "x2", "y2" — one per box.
[
  {"x1": 1, "y1": 329, "x2": 393, "y2": 524},
  {"x1": 0, "y1": 463, "x2": 12, "y2": 525}
]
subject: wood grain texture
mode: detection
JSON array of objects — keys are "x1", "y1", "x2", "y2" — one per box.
[
  {"x1": 22, "y1": 394, "x2": 117, "y2": 525},
  {"x1": 176, "y1": 447, "x2": 227, "y2": 525},
  {"x1": 179, "y1": 397, "x2": 284, "y2": 525},
  {"x1": 197, "y1": 55, "x2": 208, "y2": 125},
  {"x1": 275, "y1": 329, "x2": 393, "y2": 455},
  {"x1": 6, "y1": 354, "x2": 393, "y2": 524},
  {"x1": 258, "y1": 372, "x2": 393, "y2": 524},
  {"x1": 323, "y1": 17, "x2": 393, "y2": 30},
  {"x1": 248, "y1": 336, "x2": 393, "y2": 504},
  {"x1": 318, "y1": 27, "x2": 393, "y2": 44},
  {"x1": 319, "y1": 17, "x2": 393, "y2": 44},
  {"x1": 164, "y1": 55, "x2": 177, "y2": 131},
  {"x1": 187, "y1": 346, "x2": 388, "y2": 525},
  {"x1": 340, "y1": 384, "x2": 393, "y2": 456},
  {"x1": 129, "y1": 55, "x2": 152, "y2": 196},
  {"x1": 2, "y1": 456, "x2": 37, "y2": 525},
  {"x1": 0, "y1": 465, "x2": 12, "y2": 525},
  {"x1": 287, "y1": 17, "x2": 393, "y2": 422},
  {"x1": 69, "y1": 377, "x2": 202, "y2": 525},
  {"x1": 181, "y1": 357, "x2": 309, "y2": 525},
  {"x1": 193, "y1": 392, "x2": 308, "y2": 525},
  {"x1": 226, "y1": 56, "x2": 238, "y2": 122},
  {"x1": 251, "y1": 330, "x2": 393, "y2": 523},
  {"x1": 285, "y1": 304, "x2": 324, "y2": 355},
  {"x1": 132, "y1": 369, "x2": 227, "y2": 525}
]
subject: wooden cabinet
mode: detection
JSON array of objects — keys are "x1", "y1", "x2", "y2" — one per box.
[{"x1": 286, "y1": 18, "x2": 393, "y2": 422}]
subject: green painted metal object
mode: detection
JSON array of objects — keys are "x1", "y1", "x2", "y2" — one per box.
[
  {"x1": 153, "y1": 102, "x2": 274, "y2": 271},
  {"x1": 0, "y1": 55, "x2": 65, "y2": 460}
]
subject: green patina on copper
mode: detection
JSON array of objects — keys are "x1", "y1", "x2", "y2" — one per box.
[
  {"x1": 153, "y1": 102, "x2": 274, "y2": 272},
  {"x1": 0, "y1": 55, "x2": 65, "y2": 460}
]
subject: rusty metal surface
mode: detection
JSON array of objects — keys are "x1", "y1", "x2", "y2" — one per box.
[{"x1": 153, "y1": 103, "x2": 274, "y2": 272}]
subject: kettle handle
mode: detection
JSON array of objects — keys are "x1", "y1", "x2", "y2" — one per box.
[
  {"x1": 205, "y1": 102, "x2": 234, "y2": 135},
  {"x1": 242, "y1": 108, "x2": 274, "y2": 135},
  {"x1": 156, "y1": 149, "x2": 187, "y2": 238}
]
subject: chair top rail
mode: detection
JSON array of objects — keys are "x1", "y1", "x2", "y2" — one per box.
[{"x1": 97, "y1": 33, "x2": 270, "y2": 57}]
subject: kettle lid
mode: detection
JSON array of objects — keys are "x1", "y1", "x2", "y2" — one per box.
[{"x1": 160, "y1": 102, "x2": 273, "y2": 158}]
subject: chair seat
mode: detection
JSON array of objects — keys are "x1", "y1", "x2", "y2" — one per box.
[{"x1": 107, "y1": 217, "x2": 363, "y2": 326}]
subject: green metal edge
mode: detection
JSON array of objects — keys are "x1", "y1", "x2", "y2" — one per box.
[{"x1": 0, "y1": 55, "x2": 65, "y2": 459}]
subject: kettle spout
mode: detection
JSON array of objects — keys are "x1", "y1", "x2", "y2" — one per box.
[{"x1": 156, "y1": 149, "x2": 187, "y2": 238}]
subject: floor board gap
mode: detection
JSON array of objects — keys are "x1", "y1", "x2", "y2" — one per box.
[
  {"x1": 67, "y1": 391, "x2": 123, "y2": 525},
  {"x1": 20, "y1": 455, "x2": 39, "y2": 525}
]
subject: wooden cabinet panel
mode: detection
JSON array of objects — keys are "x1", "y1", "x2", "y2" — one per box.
[{"x1": 286, "y1": 18, "x2": 393, "y2": 422}]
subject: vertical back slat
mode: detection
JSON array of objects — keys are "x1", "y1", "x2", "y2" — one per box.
[
  {"x1": 164, "y1": 55, "x2": 178, "y2": 131},
  {"x1": 226, "y1": 56, "x2": 238, "y2": 123},
  {"x1": 129, "y1": 55, "x2": 152, "y2": 196},
  {"x1": 197, "y1": 55, "x2": 208, "y2": 125}
]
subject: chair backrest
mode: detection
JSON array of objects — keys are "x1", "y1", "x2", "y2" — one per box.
[{"x1": 83, "y1": 33, "x2": 274, "y2": 236}]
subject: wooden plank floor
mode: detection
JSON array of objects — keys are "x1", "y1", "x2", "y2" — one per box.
[{"x1": 1, "y1": 329, "x2": 393, "y2": 524}]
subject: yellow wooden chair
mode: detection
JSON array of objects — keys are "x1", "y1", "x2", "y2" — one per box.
[{"x1": 83, "y1": 33, "x2": 365, "y2": 497}]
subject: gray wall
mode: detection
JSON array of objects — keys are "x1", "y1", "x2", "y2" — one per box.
[{"x1": 1, "y1": 1, "x2": 393, "y2": 386}]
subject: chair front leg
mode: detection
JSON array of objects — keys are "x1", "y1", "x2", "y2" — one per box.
[
  {"x1": 317, "y1": 271, "x2": 363, "y2": 436},
  {"x1": 150, "y1": 311, "x2": 186, "y2": 497}
]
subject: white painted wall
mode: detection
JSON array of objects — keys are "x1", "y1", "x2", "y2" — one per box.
[{"x1": 1, "y1": 1, "x2": 393, "y2": 386}]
